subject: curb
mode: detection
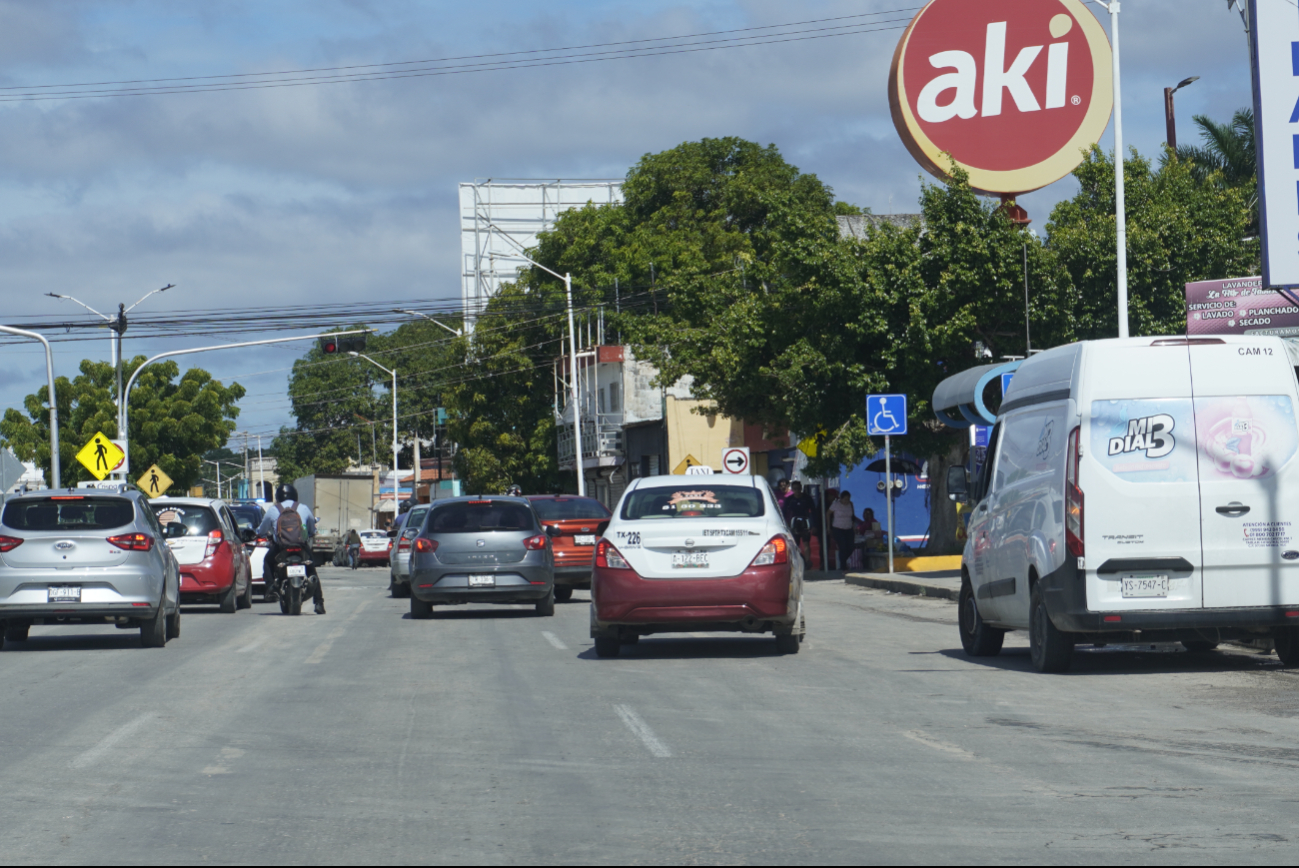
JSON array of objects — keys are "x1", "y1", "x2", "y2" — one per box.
[{"x1": 844, "y1": 573, "x2": 960, "y2": 601}]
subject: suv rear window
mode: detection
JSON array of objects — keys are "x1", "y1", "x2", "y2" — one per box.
[
  {"x1": 528, "y1": 497, "x2": 611, "y2": 521},
  {"x1": 429, "y1": 501, "x2": 538, "y2": 533},
  {"x1": 228, "y1": 505, "x2": 262, "y2": 531},
  {"x1": 150, "y1": 504, "x2": 221, "y2": 537},
  {"x1": 3, "y1": 497, "x2": 136, "y2": 531},
  {"x1": 621, "y1": 485, "x2": 765, "y2": 520}
]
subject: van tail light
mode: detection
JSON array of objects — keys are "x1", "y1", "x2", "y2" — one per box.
[
  {"x1": 523, "y1": 534, "x2": 548, "y2": 551},
  {"x1": 0, "y1": 535, "x2": 23, "y2": 552},
  {"x1": 108, "y1": 532, "x2": 154, "y2": 552},
  {"x1": 413, "y1": 537, "x2": 437, "y2": 553},
  {"x1": 595, "y1": 539, "x2": 630, "y2": 570},
  {"x1": 750, "y1": 536, "x2": 789, "y2": 567},
  {"x1": 1065, "y1": 425, "x2": 1084, "y2": 558},
  {"x1": 205, "y1": 529, "x2": 223, "y2": 559}
]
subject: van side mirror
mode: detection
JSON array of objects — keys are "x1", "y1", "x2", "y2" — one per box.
[
  {"x1": 544, "y1": 524, "x2": 558, "y2": 537},
  {"x1": 946, "y1": 465, "x2": 970, "y2": 503}
]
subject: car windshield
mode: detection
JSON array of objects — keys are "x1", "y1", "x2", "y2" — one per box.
[
  {"x1": 429, "y1": 501, "x2": 537, "y2": 533},
  {"x1": 229, "y1": 506, "x2": 261, "y2": 531},
  {"x1": 529, "y1": 497, "x2": 611, "y2": 521},
  {"x1": 150, "y1": 504, "x2": 220, "y2": 537},
  {"x1": 3, "y1": 497, "x2": 136, "y2": 531},
  {"x1": 621, "y1": 485, "x2": 764, "y2": 520}
]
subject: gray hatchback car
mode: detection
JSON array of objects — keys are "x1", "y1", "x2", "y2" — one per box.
[
  {"x1": 0, "y1": 487, "x2": 182, "y2": 648},
  {"x1": 408, "y1": 496, "x2": 555, "y2": 618}
]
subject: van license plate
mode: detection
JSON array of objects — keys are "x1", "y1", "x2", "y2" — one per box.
[
  {"x1": 1121, "y1": 575, "x2": 1169, "y2": 598},
  {"x1": 672, "y1": 552, "x2": 709, "y2": 569},
  {"x1": 287, "y1": 565, "x2": 307, "y2": 578},
  {"x1": 47, "y1": 585, "x2": 81, "y2": 603},
  {"x1": 468, "y1": 575, "x2": 495, "y2": 588},
  {"x1": 574, "y1": 535, "x2": 596, "y2": 546}
]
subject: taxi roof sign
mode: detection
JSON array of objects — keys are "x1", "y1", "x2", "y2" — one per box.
[{"x1": 75, "y1": 432, "x2": 126, "y2": 481}]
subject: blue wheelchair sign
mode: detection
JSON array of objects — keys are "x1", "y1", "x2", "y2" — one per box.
[{"x1": 867, "y1": 394, "x2": 907, "y2": 436}]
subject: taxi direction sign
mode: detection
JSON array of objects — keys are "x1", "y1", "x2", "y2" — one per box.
[
  {"x1": 75, "y1": 432, "x2": 126, "y2": 481},
  {"x1": 867, "y1": 395, "x2": 908, "y2": 436},
  {"x1": 137, "y1": 465, "x2": 173, "y2": 498},
  {"x1": 722, "y1": 447, "x2": 751, "y2": 475}
]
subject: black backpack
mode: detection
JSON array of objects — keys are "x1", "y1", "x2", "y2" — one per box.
[{"x1": 275, "y1": 503, "x2": 306, "y2": 547}]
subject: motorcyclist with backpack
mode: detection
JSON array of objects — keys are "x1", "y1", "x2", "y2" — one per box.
[{"x1": 257, "y1": 483, "x2": 326, "y2": 615}]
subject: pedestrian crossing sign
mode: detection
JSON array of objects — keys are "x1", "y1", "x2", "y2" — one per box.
[
  {"x1": 672, "y1": 454, "x2": 702, "y2": 475},
  {"x1": 137, "y1": 465, "x2": 174, "y2": 499},
  {"x1": 75, "y1": 432, "x2": 126, "y2": 481}
]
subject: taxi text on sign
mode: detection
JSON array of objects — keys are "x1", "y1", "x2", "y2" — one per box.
[
  {"x1": 1248, "y1": 0, "x2": 1299, "y2": 289},
  {"x1": 137, "y1": 465, "x2": 174, "y2": 499},
  {"x1": 888, "y1": 0, "x2": 1113, "y2": 194},
  {"x1": 74, "y1": 432, "x2": 126, "y2": 481}
]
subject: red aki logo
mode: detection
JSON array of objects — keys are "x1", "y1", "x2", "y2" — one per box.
[{"x1": 889, "y1": 0, "x2": 1113, "y2": 195}]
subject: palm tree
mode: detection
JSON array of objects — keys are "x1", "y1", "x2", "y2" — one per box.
[{"x1": 1175, "y1": 108, "x2": 1255, "y2": 187}]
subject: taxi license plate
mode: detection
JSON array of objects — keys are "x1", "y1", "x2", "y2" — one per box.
[
  {"x1": 1121, "y1": 575, "x2": 1169, "y2": 598},
  {"x1": 469, "y1": 575, "x2": 495, "y2": 588},
  {"x1": 672, "y1": 552, "x2": 709, "y2": 569},
  {"x1": 574, "y1": 535, "x2": 596, "y2": 546},
  {"x1": 48, "y1": 585, "x2": 81, "y2": 603},
  {"x1": 287, "y1": 565, "x2": 307, "y2": 578}
]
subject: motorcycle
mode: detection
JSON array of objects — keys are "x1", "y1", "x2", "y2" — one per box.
[{"x1": 270, "y1": 546, "x2": 319, "y2": 616}]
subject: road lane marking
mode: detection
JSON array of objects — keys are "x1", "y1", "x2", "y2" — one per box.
[
  {"x1": 236, "y1": 637, "x2": 266, "y2": 654},
  {"x1": 70, "y1": 714, "x2": 155, "y2": 769},
  {"x1": 201, "y1": 746, "x2": 245, "y2": 775},
  {"x1": 903, "y1": 729, "x2": 978, "y2": 761},
  {"x1": 614, "y1": 704, "x2": 671, "y2": 758},
  {"x1": 304, "y1": 599, "x2": 370, "y2": 664},
  {"x1": 542, "y1": 631, "x2": 567, "y2": 650}
]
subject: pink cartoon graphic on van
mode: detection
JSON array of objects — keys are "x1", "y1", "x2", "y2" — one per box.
[{"x1": 1195, "y1": 396, "x2": 1297, "y2": 480}]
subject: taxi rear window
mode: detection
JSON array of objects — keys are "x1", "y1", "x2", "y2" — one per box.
[
  {"x1": 151, "y1": 504, "x2": 221, "y2": 537},
  {"x1": 4, "y1": 497, "x2": 136, "y2": 531},
  {"x1": 621, "y1": 485, "x2": 764, "y2": 520}
]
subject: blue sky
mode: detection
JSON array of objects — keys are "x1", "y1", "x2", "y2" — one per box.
[{"x1": 0, "y1": 0, "x2": 1260, "y2": 447}]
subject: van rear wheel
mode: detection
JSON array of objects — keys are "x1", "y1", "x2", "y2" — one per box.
[
  {"x1": 1276, "y1": 627, "x2": 1299, "y2": 667},
  {"x1": 1029, "y1": 584, "x2": 1074, "y2": 673},
  {"x1": 594, "y1": 636, "x2": 621, "y2": 658},
  {"x1": 958, "y1": 580, "x2": 1004, "y2": 657}
]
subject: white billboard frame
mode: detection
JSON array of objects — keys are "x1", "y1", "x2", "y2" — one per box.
[{"x1": 1251, "y1": 0, "x2": 1299, "y2": 289}]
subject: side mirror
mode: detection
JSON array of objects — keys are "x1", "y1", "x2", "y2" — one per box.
[
  {"x1": 387, "y1": 528, "x2": 397, "y2": 538},
  {"x1": 544, "y1": 525, "x2": 558, "y2": 537},
  {"x1": 946, "y1": 465, "x2": 970, "y2": 503}
]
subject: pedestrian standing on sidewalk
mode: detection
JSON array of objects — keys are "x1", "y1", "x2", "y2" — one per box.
[
  {"x1": 828, "y1": 491, "x2": 857, "y2": 571},
  {"x1": 782, "y1": 480, "x2": 814, "y2": 560},
  {"x1": 774, "y1": 478, "x2": 791, "y2": 509}
]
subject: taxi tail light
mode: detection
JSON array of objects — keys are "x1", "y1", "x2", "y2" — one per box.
[
  {"x1": 108, "y1": 532, "x2": 154, "y2": 552},
  {"x1": 414, "y1": 537, "x2": 437, "y2": 553},
  {"x1": 1065, "y1": 426, "x2": 1084, "y2": 558},
  {"x1": 595, "y1": 539, "x2": 629, "y2": 570},
  {"x1": 750, "y1": 536, "x2": 789, "y2": 567},
  {"x1": 0, "y1": 535, "x2": 23, "y2": 552},
  {"x1": 523, "y1": 534, "x2": 548, "y2": 551},
  {"x1": 205, "y1": 529, "x2": 223, "y2": 559}
]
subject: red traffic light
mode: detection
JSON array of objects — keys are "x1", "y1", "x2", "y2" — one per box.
[
  {"x1": 319, "y1": 333, "x2": 365, "y2": 354},
  {"x1": 321, "y1": 340, "x2": 338, "y2": 353}
]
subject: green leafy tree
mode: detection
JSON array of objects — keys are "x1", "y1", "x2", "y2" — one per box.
[
  {"x1": 1175, "y1": 108, "x2": 1256, "y2": 187},
  {"x1": 1, "y1": 357, "x2": 244, "y2": 491}
]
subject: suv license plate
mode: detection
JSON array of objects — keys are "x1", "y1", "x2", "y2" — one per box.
[
  {"x1": 48, "y1": 585, "x2": 81, "y2": 603},
  {"x1": 672, "y1": 552, "x2": 709, "y2": 569},
  {"x1": 287, "y1": 565, "x2": 307, "y2": 578},
  {"x1": 574, "y1": 535, "x2": 596, "y2": 546},
  {"x1": 469, "y1": 575, "x2": 495, "y2": 588},
  {"x1": 1121, "y1": 575, "x2": 1169, "y2": 598}
]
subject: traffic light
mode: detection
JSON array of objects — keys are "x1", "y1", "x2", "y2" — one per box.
[{"x1": 319, "y1": 333, "x2": 367, "y2": 354}]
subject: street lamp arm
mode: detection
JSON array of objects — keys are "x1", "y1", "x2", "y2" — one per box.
[
  {"x1": 0, "y1": 325, "x2": 60, "y2": 489},
  {"x1": 483, "y1": 223, "x2": 567, "y2": 282},
  {"x1": 347, "y1": 351, "x2": 395, "y2": 377},
  {"x1": 125, "y1": 283, "x2": 175, "y2": 314},
  {"x1": 394, "y1": 309, "x2": 462, "y2": 337},
  {"x1": 44, "y1": 293, "x2": 111, "y2": 323}
]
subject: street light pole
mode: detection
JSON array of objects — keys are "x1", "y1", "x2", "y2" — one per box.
[
  {"x1": 1163, "y1": 76, "x2": 1200, "y2": 151},
  {"x1": 0, "y1": 326, "x2": 60, "y2": 489},
  {"x1": 393, "y1": 309, "x2": 462, "y2": 337},
  {"x1": 1090, "y1": 1, "x2": 1128, "y2": 337},
  {"x1": 349, "y1": 352, "x2": 399, "y2": 499}
]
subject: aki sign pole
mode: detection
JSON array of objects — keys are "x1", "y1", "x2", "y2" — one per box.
[{"x1": 867, "y1": 394, "x2": 909, "y2": 574}]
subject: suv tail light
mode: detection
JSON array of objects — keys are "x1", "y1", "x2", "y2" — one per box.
[
  {"x1": 750, "y1": 536, "x2": 789, "y2": 567},
  {"x1": 413, "y1": 537, "x2": 437, "y2": 553},
  {"x1": 108, "y1": 532, "x2": 154, "y2": 552},
  {"x1": 594, "y1": 539, "x2": 629, "y2": 570},
  {"x1": 1065, "y1": 425, "x2": 1084, "y2": 558},
  {"x1": 205, "y1": 529, "x2": 223, "y2": 559},
  {"x1": 523, "y1": 534, "x2": 548, "y2": 551},
  {"x1": 398, "y1": 536, "x2": 412, "y2": 552},
  {"x1": 0, "y1": 535, "x2": 23, "y2": 552}
]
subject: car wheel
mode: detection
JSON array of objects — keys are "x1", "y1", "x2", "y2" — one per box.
[
  {"x1": 410, "y1": 596, "x2": 433, "y2": 619},
  {"x1": 774, "y1": 632, "x2": 800, "y2": 655},
  {"x1": 554, "y1": 585, "x2": 574, "y2": 603},
  {"x1": 959, "y1": 580, "x2": 1005, "y2": 657},
  {"x1": 219, "y1": 581, "x2": 238, "y2": 614},
  {"x1": 535, "y1": 588, "x2": 555, "y2": 617},
  {"x1": 1276, "y1": 627, "x2": 1299, "y2": 667},
  {"x1": 140, "y1": 604, "x2": 167, "y2": 648},
  {"x1": 4, "y1": 621, "x2": 30, "y2": 642},
  {"x1": 390, "y1": 576, "x2": 410, "y2": 598},
  {"x1": 1182, "y1": 640, "x2": 1219, "y2": 653},
  {"x1": 619, "y1": 633, "x2": 640, "y2": 645},
  {"x1": 594, "y1": 636, "x2": 621, "y2": 658},
  {"x1": 237, "y1": 579, "x2": 253, "y2": 610},
  {"x1": 165, "y1": 607, "x2": 181, "y2": 641},
  {"x1": 1029, "y1": 583, "x2": 1074, "y2": 673}
]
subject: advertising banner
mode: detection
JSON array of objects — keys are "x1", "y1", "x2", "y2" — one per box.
[
  {"x1": 1185, "y1": 276, "x2": 1299, "y2": 336},
  {"x1": 1250, "y1": 0, "x2": 1299, "y2": 288}
]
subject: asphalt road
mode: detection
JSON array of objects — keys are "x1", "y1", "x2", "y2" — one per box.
[{"x1": 5, "y1": 567, "x2": 1299, "y2": 864}]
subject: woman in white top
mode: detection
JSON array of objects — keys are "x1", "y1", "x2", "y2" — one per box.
[{"x1": 827, "y1": 491, "x2": 857, "y2": 571}]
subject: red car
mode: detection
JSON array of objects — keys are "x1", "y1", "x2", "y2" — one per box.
[
  {"x1": 526, "y1": 495, "x2": 611, "y2": 601},
  {"x1": 151, "y1": 498, "x2": 253, "y2": 612}
]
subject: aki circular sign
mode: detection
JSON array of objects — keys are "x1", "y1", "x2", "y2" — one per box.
[{"x1": 888, "y1": 0, "x2": 1113, "y2": 195}]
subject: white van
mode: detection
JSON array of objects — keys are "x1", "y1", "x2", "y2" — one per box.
[{"x1": 948, "y1": 335, "x2": 1299, "y2": 672}]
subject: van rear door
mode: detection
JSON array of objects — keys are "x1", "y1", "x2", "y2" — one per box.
[
  {"x1": 1189, "y1": 338, "x2": 1299, "y2": 608},
  {"x1": 1082, "y1": 342, "x2": 1203, "y2": 612}
]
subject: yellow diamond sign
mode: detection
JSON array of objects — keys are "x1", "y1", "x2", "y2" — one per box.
[
  {"x1": 672, "y1": 454, "x2": 702, "y2": 475},
  {"x1": 137, "y1": 465, "x2": 173, "y2": 498},
  {"x1": 75, "y1": 432, "x2": 126, "y2": 481}
]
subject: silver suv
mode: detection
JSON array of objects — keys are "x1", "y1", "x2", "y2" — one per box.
[
  {"x1": 389, "y1": 504, "x2": 430, "y2": 597},
  {"x1": 0, "y1": 487, "x2": 182, "y2": 648}
]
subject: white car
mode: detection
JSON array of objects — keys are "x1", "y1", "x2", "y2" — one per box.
[{"x1": 589, "y1": 473, "x2": 805, "y2": 657}]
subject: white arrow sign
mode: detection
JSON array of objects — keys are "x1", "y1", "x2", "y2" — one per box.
[{"x1": 722, "y1": 447, "x2": 751, "y2": 475}]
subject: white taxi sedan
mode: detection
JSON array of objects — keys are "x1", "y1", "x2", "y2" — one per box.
[{"x1": 590, "y1": 473, "x2": 805, "y2": 657}]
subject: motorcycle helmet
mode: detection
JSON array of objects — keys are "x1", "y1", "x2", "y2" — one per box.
[
  {"x1": 275, "y1": 482, "x2": 299, "y2": 504},
  {"x1": 505, "y1": 484, "x2": 523, "y2": 497}
]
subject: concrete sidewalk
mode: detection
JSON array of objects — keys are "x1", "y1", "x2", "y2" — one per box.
[{"x1": 844, "y1": 569, "x2": 961, "y2": 601}]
